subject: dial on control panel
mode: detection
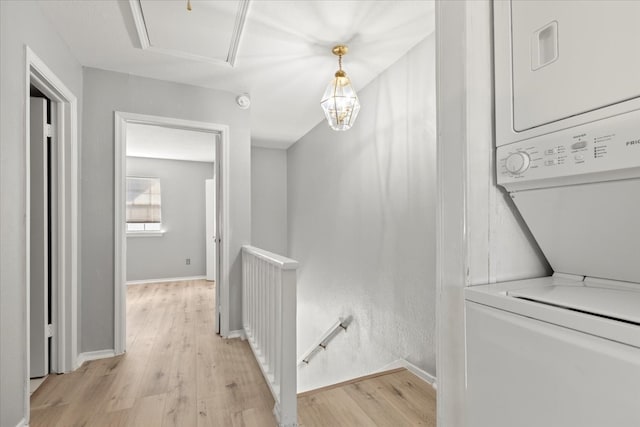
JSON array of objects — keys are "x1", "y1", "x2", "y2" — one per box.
[{"x1": 505, "y1": 151, "x2": 531, "y2": 174}]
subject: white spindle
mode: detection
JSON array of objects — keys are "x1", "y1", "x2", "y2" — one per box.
[
  {"x1": 252, "y1": 257, "x2": 256, "y2": 336},
  {"x1": 241, "y1": 245, "x2": 298, "y2": 427},
  {"x1": 247, "y1": 256, "x2": 252, "y2": 333},
  {"x1": 265, "y1": 263, "x2": 272, "y2": 373},
  {"x1": 260, "y1": 260, "x2": 265, "y2": 359},
  {"x1": 275, "y1": 266, "x2": 282, "y2": 390},
  {"x1": 242, "y1": 255, "x2": 246, "y2": 328},
  {"x1": 269, "y1": 265, "x2": 276, "y2": 377}
]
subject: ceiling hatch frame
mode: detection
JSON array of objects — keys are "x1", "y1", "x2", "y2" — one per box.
[{"x1": 128, "y1": 0, "x2": 250, "y2": 67}]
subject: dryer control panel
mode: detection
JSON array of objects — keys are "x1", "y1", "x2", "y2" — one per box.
[{"x1": 497, "y1": 108, "x2": 640, "y2": 191}]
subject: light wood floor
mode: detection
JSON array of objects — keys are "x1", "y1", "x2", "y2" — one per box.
[
  {"x1": 30, "y1": 280, "x2": 436, "y2": 426},
  {"x1": 299, "y1": 368, "x2": 436, "y2": 427},
  {"x1": 30, "y1": 280, "x2": 276, "y2": 426}
]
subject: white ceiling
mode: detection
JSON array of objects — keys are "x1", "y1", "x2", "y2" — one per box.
[
  {"x1": 38, "y1": 0, "x2": 435, "y2": 149},
  {"x1": 126, "y1": 123, "x2": 216, "y2": 162}
]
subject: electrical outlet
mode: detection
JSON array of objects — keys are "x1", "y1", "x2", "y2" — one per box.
[{"x1": 186, "y1": 258, "x2": 191, "y2": 265}]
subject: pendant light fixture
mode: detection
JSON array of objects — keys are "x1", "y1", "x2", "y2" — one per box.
[{"x1": 320, "y1": 45, "x2": 360, "y2": 131}]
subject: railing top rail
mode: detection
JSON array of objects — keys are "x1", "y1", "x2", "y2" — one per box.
[{"x1": 242, "y1": 245, "x2": 299, "y2": 271}]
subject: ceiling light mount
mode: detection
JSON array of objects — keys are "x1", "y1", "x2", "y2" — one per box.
[
  {"x1": 332, "y1": 45, "x2": 348, "y2": 57},
  {"x1": 320, "y1": 44, "x2": 360, "y2": 131}
]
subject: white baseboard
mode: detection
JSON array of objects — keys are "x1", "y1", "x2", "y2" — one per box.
[
  {"x1": 378, "y1": 359, "x2": 437, "y2": 389},
  {"x1": 75, "y1": 349, "x2": 116, "y2": 369},
  {"x1": 126, "y1": 275, "x2": 206, "y2": 285},
  {"x1": 15, "y1": 418, "x2": 27, "y2": 427},
  {"x1": 226, "y1": 329, "x2": 246, "y2": 339}
]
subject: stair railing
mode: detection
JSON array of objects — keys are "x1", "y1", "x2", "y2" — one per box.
[{"x1": 242, "y1": 245, "x2": 298, "y2": 427}]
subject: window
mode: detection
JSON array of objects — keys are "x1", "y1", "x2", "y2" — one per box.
[{"x1": 126, "y1": 177, "x2": 162, "y2": 232}]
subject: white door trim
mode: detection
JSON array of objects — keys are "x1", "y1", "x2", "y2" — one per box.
[
  {"x1": 114, "y1": 112, "x2": 231, "y2": 353},
  {"x1": 25, "y1": 46, "x2": 79, "y2": 422}
]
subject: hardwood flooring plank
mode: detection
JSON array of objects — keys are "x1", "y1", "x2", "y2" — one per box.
[
  {"x1": 297, "y1": 367, "x2": 407, "y2": 398},
  {"x1": 103, "y1": 335, "x2": 155, "y2": 413},
  {"x1": 299, "y1": 386, "x2": 377, "y2": 427},
  {"x1": 375, "y1": 370, "x2": 436, "y2": 426},
  {"x1": 124, "y1": 393, "x2": 166, "y2": 427},
  {"x1": 197, "y1": 397, "x2": 232, "y2": 427},
  {"x1": 231, "y1": 406, "x2": 277, "y2": 427},
  {"x1": 30, "y1": 372, "x2": 86, "y2": 411},
  {"x1": 162, "y1": 311, "x2": 198, "y2": 426},
  {"x1": 29, "y1": 403, "x2": 69, "y2": 427},
  {"x1": 298, "y1": 369, "x2": 437, "y2": 427},
  {"x1": 342, "y1": 379, "x2": 417, "y2": 426},
  {"x1": 87, "y1": 408, "x2": 129, "y2": 427},
  {"x1": 54, "y1": 368, "x2": 118, "y2": 427}
]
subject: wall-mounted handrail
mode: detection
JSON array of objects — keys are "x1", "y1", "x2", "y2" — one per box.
[
  {"x1": 242, "y1": 245, "x2": 298, "y2": 427},
  {"x1": 298, "y1": 316, "x2": 353, "y2": 366}
]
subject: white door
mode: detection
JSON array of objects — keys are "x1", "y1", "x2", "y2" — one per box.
[
  {"x1": 30, "y1": 97, "x2": 49, "y2": 378},
  {"x1": 205, "y1": 178, "x2": 216, "y2": 281}
]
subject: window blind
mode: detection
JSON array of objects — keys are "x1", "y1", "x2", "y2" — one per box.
[{"x1": 126, "y1": 177, "x2": 161, "y2": 223}]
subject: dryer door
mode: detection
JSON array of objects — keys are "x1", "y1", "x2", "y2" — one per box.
[{"x1": 510, "y1": 1, "x2": 640, "y2": 132}]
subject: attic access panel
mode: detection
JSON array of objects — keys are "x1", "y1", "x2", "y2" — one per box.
[{"x1": 130, "y1": 0, "x2": 250, "y2": 66}]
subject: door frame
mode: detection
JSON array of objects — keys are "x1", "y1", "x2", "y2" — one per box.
[
  {"x1": 24, "y1": 46, "x2": 79, "y2": 419},
  {"x1": 113, "y1": 112, "x2": 231, "y2": 353}
]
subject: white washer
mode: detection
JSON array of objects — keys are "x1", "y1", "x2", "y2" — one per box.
[{"x1": 465, "y1": 276, "x2": 640, "y2": 427}]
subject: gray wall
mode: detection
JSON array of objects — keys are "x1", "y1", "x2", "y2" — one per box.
[
  {"x1": 0, "y1": 2, "x2": 84, "y2": 425},
  {"x1": 82, "y1": 67, "x2": 251, "y2": 352},
  {"x1": 251, "y1": 147, "x2": 288, "y2": 255},
  {"x1": 288, "y1": 36, "x2": 437, "y2": 391},
  {"x1": 126, "y1": 157, "x2": 214, "y2": 281}
]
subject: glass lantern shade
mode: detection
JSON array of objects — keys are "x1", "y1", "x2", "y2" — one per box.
[{"x1": 320, "y1": 74, "x2": 361, "y2": 131}]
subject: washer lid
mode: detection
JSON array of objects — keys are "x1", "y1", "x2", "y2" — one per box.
[{"x1": 507, "y1": 285, "x2": 640, "y2": 325}]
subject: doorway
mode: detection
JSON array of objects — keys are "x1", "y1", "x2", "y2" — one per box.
[
  {"x1": 114, "y1": 112, "x2": 231, "y2": 354},
  {"x1": 25, "y1": 47, "x2": 79, "y2": 421}
]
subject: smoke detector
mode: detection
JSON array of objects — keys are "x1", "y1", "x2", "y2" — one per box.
[{"x1": 236, "y1": 94, "x2": 251, "y2": 109}]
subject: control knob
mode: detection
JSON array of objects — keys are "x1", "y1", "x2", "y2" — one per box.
[{"x1": 505, "y1": 151, "x2": 531, "y2": 175}]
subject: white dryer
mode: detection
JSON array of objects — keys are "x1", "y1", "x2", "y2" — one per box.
[{"x1": 465, "y1": 1, "x2": 640, "y2": 426}]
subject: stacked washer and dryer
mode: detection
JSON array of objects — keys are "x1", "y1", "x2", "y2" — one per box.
[{"x1": 465, "y1": 2, "x2": 640, "y2": 426}]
